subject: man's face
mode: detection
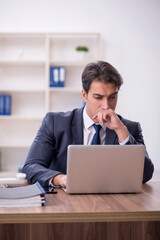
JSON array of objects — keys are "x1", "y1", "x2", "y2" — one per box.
[{"x1": 82, "y1": 80, "x2": 118, "y2": 123}]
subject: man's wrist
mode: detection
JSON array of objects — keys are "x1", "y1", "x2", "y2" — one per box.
[
  {"x1": 119, "y1": 135, "x2": 130, "y2": 145},
  {"x1": 115, "y1": 125, "x2": 129, "y2": 143}
]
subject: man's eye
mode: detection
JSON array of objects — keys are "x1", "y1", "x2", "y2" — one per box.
[
  {"x1": 110, "y1": 96, "x2": 116, "y2": 99},
  {"x1": 95, "y1": 96, "x2": 102, "y2": 100}
]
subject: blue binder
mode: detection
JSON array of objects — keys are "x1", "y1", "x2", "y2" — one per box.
[
  {"x1": 50, "y1": 67, "x2": 59, "y2": 87},
  {"x1": 4, "y1": 95, "x2": 11, "y2": 115},
  {"x1": 58, "y1": 67, "x2": 65, "y2": 87},
  {"x1": 0, "y1": 95, "x2": 5, "y2": 115},
  {"x1": 0, "y1": 95, "x2": 11, "y2": 115}
]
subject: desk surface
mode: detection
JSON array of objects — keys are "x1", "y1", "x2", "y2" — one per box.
[{"x1": 0, "y1": 181, "x2": 160, "y2": 224}]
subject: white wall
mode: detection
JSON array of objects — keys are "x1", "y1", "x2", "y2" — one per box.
[{"x1": 0, "y1": 0, "x2": 160, "y2": 169}]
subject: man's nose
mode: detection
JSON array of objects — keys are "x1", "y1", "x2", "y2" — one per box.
[{"x1": 101, "y1": 98, "x2": 109, "y2": 109}]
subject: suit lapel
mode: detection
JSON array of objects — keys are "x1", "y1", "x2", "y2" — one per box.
[
  {"x1": 105, "y1": 128, "x2": 118, "y2": 145},
  {"x1": 72, "y1": 107, "x2": 84, "y2": 144}
]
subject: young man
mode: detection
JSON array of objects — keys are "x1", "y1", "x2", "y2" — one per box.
[{"x1": 22, "y1": 61, "x2": 154, "y2": 187}]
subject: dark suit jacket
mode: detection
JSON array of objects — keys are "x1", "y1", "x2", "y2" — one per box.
[{"x1": 22, "y1": 107, "x2": 154, "y2": 186}]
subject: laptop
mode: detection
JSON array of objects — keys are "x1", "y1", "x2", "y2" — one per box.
[{"x1": 64, "y1": 145, "x2": 145, "y2": 194}]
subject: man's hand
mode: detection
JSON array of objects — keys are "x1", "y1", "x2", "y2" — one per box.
[
  {"x1": 52, "y1": 174, "x2": 67, "y2": 188},
  {"x1": 92, "y1": 109, "x2": 129, "y2": 143}
]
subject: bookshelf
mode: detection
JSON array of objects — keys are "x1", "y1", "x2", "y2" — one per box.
[{"x1": 0, "y1": 32, "x2": 101, "y2": 173}]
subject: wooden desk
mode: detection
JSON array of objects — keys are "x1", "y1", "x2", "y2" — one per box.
[{"x1": 0, "y1": 182, "x2": 160, "y2": 240}]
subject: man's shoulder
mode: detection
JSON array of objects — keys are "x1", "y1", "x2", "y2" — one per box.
[
  {"x1": 44, "y1": 107, "x2": 83, "y2": 123},
  {"x1": 118, "y1": 114, "x2": 140, "y2": 130},
  {"x1": 39, "y1": 107, "x2": 83, "y2": 135}
]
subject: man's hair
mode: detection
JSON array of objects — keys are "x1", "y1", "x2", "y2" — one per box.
[{"x1": 82, "y1": 61, "x2": 123, "y2": 93}]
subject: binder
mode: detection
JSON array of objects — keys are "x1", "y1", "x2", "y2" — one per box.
[
  {"x1": 0, "y1": 95, "x2": 5, "y2": 115},
  {"x1": 0, "y1": 95, "x2": 11, "y2": 115},
  {"x1": 0, "y1": 152, "x2": 1, "y2": 171},
  {"x1": 4, "y1": 95, "x2": 11, "y2": 115},
  {"x1": 50, "y1": 66, "x2": 59, "y2": 87},
  {"x1": 59, "y1": 67, "x2": 65, "y2": 87},
  {"x1": 50, "y1": 66, "x2": 66, "y2": 87}
]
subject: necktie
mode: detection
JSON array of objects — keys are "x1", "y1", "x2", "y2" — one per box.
[{"x1": 91, "y1": 124, "x2": 101, "y2": 145}]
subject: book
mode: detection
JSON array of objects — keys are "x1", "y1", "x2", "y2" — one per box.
[{"x1": 0, "y1": 182, "x2": 46, "y2": 207}]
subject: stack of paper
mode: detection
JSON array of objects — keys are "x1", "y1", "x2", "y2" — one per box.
[{"x1": 0, "y1": 182, "x2": 46, "y2": 207}]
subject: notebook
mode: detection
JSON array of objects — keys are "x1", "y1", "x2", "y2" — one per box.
[{"x1": 64, "y1": 145, "x2": 145, "y2": 194}]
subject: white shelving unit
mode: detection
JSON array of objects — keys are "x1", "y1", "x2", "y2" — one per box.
[{"x1": 0, "y1": 32, "x2": 101, "y2": 172}]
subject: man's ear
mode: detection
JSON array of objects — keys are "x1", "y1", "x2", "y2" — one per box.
[{"x1": 82, "y1": 89, "x2": 87, "y2": 103}]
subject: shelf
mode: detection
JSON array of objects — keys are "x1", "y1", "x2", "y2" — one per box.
[
  {"x1": 49, "y1": 59, "x2": 96, "y2": 66},
  {"x1": 0, "y1": 64, "x2": 45, "y2": 91},
  {"x1": 49, "y1": 32, "x2": 100, "y2": 39},
  {"x1": 0, "y1": 34, "x2": 45, "y2": 63},
  {"x1": 0, "y1": 143, "x2": 31, "y2": 148},
  {"x1": 0, "y1": 115, "x2": 43, "y2": 120},
  {"x1": 0, "y1": 89, "x2": 45, "y2": 93},
  {"x1": 0, "y1": 60, "x2": 45, "y2": 66},
  {"x1": 49, "y1": 33, "x2": 101, "y2": 63},
  {"x1": 49, "y1": 87, "x2": 81, "y2": 93}
]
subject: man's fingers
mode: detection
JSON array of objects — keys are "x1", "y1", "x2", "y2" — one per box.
[
  {"x1": 53, "y1": 174, "x2": 67, "y2": 187},
  {"x1": 92, "y1": 109, "x2": 114, "y2": 125},
  {"x1": 98, "y1": 111, "x2": 105, "y2": 125},
  {"x1": 92, "y1": 113, "x2": 98, "y2": 120}
]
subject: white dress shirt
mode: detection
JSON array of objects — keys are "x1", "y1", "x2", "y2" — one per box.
[{"x1": 83, "y1": 107, "x2": 106, "y2": 145}]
